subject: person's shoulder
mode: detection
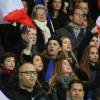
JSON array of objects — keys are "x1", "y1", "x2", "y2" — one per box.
[
  {"x1": 5, "y1": 88, "x2": 17, "y2": 100},
  {"x1": 59, "y1": 11, "x2": 67, "y2": 17},
  {"x1": 55, "y1": 24, "x2": 72, "y2": 38},
  {"x1": 96, "y1": 63, "x2": 100, "y2": 70},
  {"x1": 34, "y1": 86, "x2": 50, "y2": 100},
  {"x1": 55, "y1": 24, "x2": 71, "y2": 32}
]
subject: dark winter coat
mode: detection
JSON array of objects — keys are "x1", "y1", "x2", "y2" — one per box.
[{"x1": 6, "y1": 85, "x2": 50, "y2": 100}]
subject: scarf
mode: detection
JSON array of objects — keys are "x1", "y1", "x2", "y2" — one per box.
[
  {"x1": 45, "y1": 59, "x2": 54, "y2": 83},
  {"x1": 69, "y1": 22, "x2": 81, "y2": 38},
  {"x1": 34, "y1": 19, "x2": 51, "y2": 44},
  {"x1": 3, "y1": 68, "x2": 16, "y2": 77}
]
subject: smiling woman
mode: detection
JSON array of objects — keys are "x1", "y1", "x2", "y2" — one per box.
[
  {"x1": 32, "y1": 53, "x2": 43, "y2": 72},
  {"x1": 31, "y1": 4, "x2": 52, "y2": 52}
]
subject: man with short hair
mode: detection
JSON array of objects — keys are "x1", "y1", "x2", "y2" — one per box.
[
  {"x1": 67, "y1": 80, "x2": 84, "y2": 100},
  {"x1": 6, "y1": 62, "x2": 50, "y2": 100},
  {"x1": 41, "y1": 37, "x2": 62, "y2": 88},
  {"x1": 46, "y1": 37, "x2": 62, "y2": 59},
  {"x1": 77, "y1": 1, "x2": 93, "y2": 24},
  {"x1": 55, "y1": 8, "x2": 85, "y2": 54},
  {"x1": 77, "y1": 1, "x2": 89, "y2": 16}
]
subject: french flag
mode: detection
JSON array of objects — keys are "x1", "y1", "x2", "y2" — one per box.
[{"x1": 0, "y1": 0, "x2": 36, "y2": 28}]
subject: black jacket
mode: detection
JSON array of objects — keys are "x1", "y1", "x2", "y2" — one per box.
[
  {"x1": 55, "y1": 24, "x2": 85, "y2": 52},
  {"x1": 0, "y1": 68, "x2": 17, "y2": 93},
  {"x1": 6, "y1": 85, "x2": 50, "y2": 100},
  {"x1": 88, "y1": 63, "x2": 100, "y2": 100}
]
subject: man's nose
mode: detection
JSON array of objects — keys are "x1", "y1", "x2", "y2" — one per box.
[
  {"x1": 76, "y1": 90, "x2": 79, "y2": 95},
  {"x1": 50, "y1": 44, "x2": 54, "y2": 48}
]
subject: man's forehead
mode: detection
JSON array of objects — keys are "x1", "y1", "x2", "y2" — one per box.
[
  {"x1": 74, "y1": 9, "x2": 83, "y2": 13},
  {"x1": 79, "y1": 2, "x2": 88, "y2": 6},
  {"x1": 19, "y1": 63, "x2": 36, "y2": 71},
  {"x1": 48, "y1": 40, "x2": 59, "y2": 44},
  {"x1": 71, "y1": 83, "x2": 83, "y2": 89},
  {"x1": 5, "y1": 57, "x2": 14, "y2": 59},
  {"x1": 29, "y1": 28, "x2": 37, "y2": 33}
]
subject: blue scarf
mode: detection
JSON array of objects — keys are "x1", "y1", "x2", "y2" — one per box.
[
  {"x1": 35, "y1": 0, "x2": 44, "y2": 5},
  {"x1": 45, "y1": 59, "x2": 54, "y2": 82}
]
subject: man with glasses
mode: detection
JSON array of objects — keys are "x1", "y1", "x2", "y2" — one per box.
[
  {"x1": 6, "y1": 62, "x2": 50, "y2": 100},
  {"x1": 55, "y1": 8, "x2": 86, "y2": 55}
]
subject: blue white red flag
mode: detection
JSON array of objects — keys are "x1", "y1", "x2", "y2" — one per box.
[{"x1": 0, "y1": 0, "x2": 36, "y2": 28}]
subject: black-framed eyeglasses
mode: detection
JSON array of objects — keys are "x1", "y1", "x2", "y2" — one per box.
[{"x1": 20, "y1": 71, "x2": 37, "y2": 76}]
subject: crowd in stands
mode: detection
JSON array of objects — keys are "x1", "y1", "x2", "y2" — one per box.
[{"x1": 0, "y1": 0, "x2": 100, "y2": 100}]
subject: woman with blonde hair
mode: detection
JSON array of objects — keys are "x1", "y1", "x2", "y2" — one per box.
[
  {"x1": 49, "y1": 58, "x2": 78, "y2": 100},
  {"x1": 57, "y1": 36, "x2": 81, "y2": 80},
  {"x1": 31, "y1": 4, "x2": 52, "y2": 52},
  {"x1": 60, "y1": 36, "x2": 79, "y2": 66}
]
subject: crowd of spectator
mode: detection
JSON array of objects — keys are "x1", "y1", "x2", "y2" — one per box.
[{"x1": 0, "y1": 0, "x2": 100, "y2": 100}]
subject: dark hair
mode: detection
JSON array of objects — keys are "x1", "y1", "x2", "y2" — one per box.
[
  {"x1": 0, "y1": 52, "x2": 16, "y2": 64},
  {"x1": 31, "y1": 53, "x2": 43, "y2": 63},
  {"x1": 69, "y1": 8, "x2": 83, "y2": 16},
  {"x1": 48, "y1": 0, "x2": 65, "y2": 15},
  {"x1": 20, "y1": 26, "x2": 30, "y2": 34},
  {"x1": 46, "y1": 36, "x2": 62, "y2": 47},
  {"x1": 20, "y1": 25, "x2": 36, "y2": 34},
  {"x1": 68, "y1": 80, "x2": 84, "y2": 91}
]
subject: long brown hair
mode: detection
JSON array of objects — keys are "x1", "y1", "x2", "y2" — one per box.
[
  {"x1": 60, "y1": 37, "x2": 79, "y2": 67},
  {"x1": 50, "y1": 58, "x2": 77, "y2": 89},
  {"x1": 79, "y1": 45, "x2": 99, "y2": 79},
  {"x1": 80, "y1": 45, "x2": 99, "y2": 68}
]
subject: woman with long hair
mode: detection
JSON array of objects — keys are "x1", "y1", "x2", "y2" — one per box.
[
  {"x1": 49, "y1": 58, "x2": 77, "y2": 100},
  {"x1": 60, "y1": 36, "x2": 79, "y2": 67},
  {"x1": 48, "y1": 0, "x2": 69, "y2": 30},
  {"x1": 57, "y1": 36, "x2": 83, "y2": 80},
  {"x1": 79, "y1": 45, "x2": 100, "y2": 100},
  {"x1": 80, "y1": 45, "x2": 99, "y2": 80}
]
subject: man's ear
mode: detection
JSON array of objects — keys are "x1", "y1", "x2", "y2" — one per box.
[{"x1": 18, "y1": 72, "x2": 22, "y2": 80}]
